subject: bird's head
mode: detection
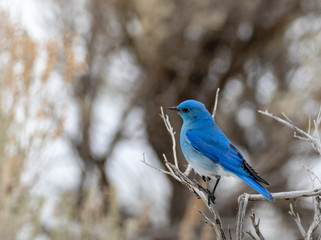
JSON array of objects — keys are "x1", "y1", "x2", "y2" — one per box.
[{"x1": 168, "y1": 100, "x2": 211, "y2": 123}]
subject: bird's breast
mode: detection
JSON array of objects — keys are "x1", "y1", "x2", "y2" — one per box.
[{"x1": 180, "y1": 133, "x2": 234, "y2": 178}]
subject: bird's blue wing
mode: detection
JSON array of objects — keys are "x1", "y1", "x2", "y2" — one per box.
[
  {"x1": 186, "y1": 129, "x2": 264, "y2": 181},
  {"x1": 185, "y1": 129, "x2": 247, "y2": 175},
  {"x1": 186, "y1": 129, "x2": 274, "y2": 201}
]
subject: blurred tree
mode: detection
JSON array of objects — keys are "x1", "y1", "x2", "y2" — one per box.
[
  {"x1": 114, "y1": 0, "x2": 320, "y2": 232},
  {"x1": 2, "y1": 0, "x2": 321, "y2": 238},
  {"x1": 50, "y1": 0, "x2": 321, "y2": 238},
  {"x1": 112, "y1": 0, "x2": 321, "y2": 238}
]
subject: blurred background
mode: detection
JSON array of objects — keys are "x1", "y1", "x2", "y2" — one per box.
[{"x1": 1, "y1": 0, "x2": 321, "y2": 239}]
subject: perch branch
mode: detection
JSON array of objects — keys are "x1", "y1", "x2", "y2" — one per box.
[
  {"x1": 236, "y1": 188, "x2": 321, "y2": 239},
  {"x1": 236, "y1": 193, "x2": 249, "y2": 240},
  {"x1": 241, "y1": 187, "x2": 321, "y2": 201},
  {"x1": 258, "y1": 108, "x2": 321, "y2": 240}
]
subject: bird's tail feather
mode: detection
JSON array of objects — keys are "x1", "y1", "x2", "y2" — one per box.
[{"x1": 237, "y1": 174, "x2": 274, "y2": 201}]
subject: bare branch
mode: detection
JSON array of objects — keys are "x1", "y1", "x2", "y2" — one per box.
[
  {"x1": 228, "y1": 226, "x2": 233, "y2": 240},
  {"x1": 306, "y1": 196, "x2": 321, "y2": 239},
  {"x1": 289, "y1": 203, "x2": 306, "y2": 238},
  {"x1": 160, "y1": 106, "x2": 179, "y2": 168},
  {"x1": 306, "y1": 168, "x2": 321, "y2": 186},
  {"x1": 236, "y1": 194, "x2": 249, "y2": 240},
  {"x1": 141, "y1": 154, "x2": 171, "y2": 175},
  {"x1": 162, "y1": 155, "x2": 181, "y2": 182},
  {"x1": 184, "y1": 164, "x2": 193, "y2": 176},
  {"x1": 259, "y1": 110, "x2": 312, "y2": 140},
  {"x1": 313, "y1": 119, "x2": 321, "y2": 146},
  {"x1": 243, "y1": 187, "x2": 321, "y2": 201},
  {"x1": 246, "y1": 231, "x2": 258, "y2": 240},
  {"x1": 237, "y1": 188, "x2": 321, "y2": 240},
  {"x1": 308, "y1": 116, "x2": 311, "y2": 135},
  {"x1": 258, "y1": 109, "x2": 321, "y2": 155},
  {"x1": 196, "y1": 207, "x2": 220, "y2": 232},
  {"x1": 249, "y1": 211, "x2": 265, "y2": 240},
  {"x1": 247, "y1": 108, "x2": 321, "y2": 240},
  {"x1": 166, "y1": 162, "x2": 226, "y2": 240}
]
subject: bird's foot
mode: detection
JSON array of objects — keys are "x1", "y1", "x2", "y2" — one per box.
[
  {"x1": 202, "y1": 176, "x2": 211, "y2": 182},
  {"x1": 207, "y1": 189, "x2": 216, "y2": 205}
]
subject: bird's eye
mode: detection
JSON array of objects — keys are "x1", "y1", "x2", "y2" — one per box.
[{"x1": 182, "y1": 107, "x2": 189, "y2": 113}]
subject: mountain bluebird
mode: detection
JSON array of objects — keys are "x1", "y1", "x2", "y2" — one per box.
[{"x1": 168, "y1": 100, "x2": 273, "y2": 202}]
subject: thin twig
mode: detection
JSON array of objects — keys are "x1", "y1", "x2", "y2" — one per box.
[
  {"x1": 160, "y1": 106, "x2": 179, "y2": 168},
  {"x1": 306, "y1": 168, "x2": 321, "y2": 186},
  {"x1": 258, "y1": 109, "x2": 321, "y2": 155},
  {"x1": 289, "y1": 203, "x2": 306, "y2": 238},
  {"x1": 196, "y1": 207, "x2": 220, "y2": 232},
  {"x1": 184, "y1": 164, "x2": 193, "y2": 176},
  {"x1": 228, "y1": 226, "x2": 233, "y2": 240},
  {"x1": 249, "y1": 211, "x2": 265, "y2": 240},
  {"x1": 212, "y1": 88, "x2": 220, "y2": 118},
  {"x1": 308, "y1": 116, "x2": 311, "y2": 135},
  {"x1": 306, "y1": 196, "x2": 321, "y2": 239},
  {"x1": 259, "y1": 110, "x2": 312, "y2": 140},
  {"x1": 246, "y1": 231, "x2": 258, "y2": 240},
  {"x1": 163, "y1": 155, "x2": 181, "y2": 182},
  {"x1": 141, "y1": 154, "x2": 171, "y2": 175}
]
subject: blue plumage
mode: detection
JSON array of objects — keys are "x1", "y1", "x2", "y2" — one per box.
[{"x1": 169, "y1": 100, "x2": 273, "y2": 201}]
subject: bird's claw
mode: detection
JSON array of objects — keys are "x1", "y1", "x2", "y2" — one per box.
[
  {"x1": 202, "y1": 176, "x2": 211, "y2": 182},
  {"x1": 207, "y1": 189, "x2": 216, "y2": 205}
]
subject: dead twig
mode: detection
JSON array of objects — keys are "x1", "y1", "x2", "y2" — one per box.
[
  {"x1": 306, "y1": 196, "x2": 321, "y2": 239},
  {"x1": 242, "y1": 187, "x2": 321, "y2": 201},
  {"x1": 236, "y1": 194, "x2": 249, "y2": 240},
  {"x1": 212, "y1": 88, "x2": 220, "y2": 118},
  {"x1": 289, "y1": 203, "x2": 306, "y2": 238},
  {"x1": 160, "y1": 106, "x2": 179, "y2": 168},
  {"x1": 236, "y1": 108, "x2": 321, "y2": 240},
  {"x1": 246, "y1": 231, "x2": 258, "y2": 240},
  {"x1": 247, "y1": 211, "x2": 265, "y2": 240},
  {"x1": 258, "y1": 109, "x2": 321, "y2": 155}
]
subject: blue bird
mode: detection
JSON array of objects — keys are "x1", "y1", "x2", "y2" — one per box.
[{"x1": 168, "y1": 100, "x2": 273, "y2": 202}]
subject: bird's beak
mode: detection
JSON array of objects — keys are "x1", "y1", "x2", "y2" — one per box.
[{"x1": 168, "y1": 106, "x2": 178, "y2": 111}]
